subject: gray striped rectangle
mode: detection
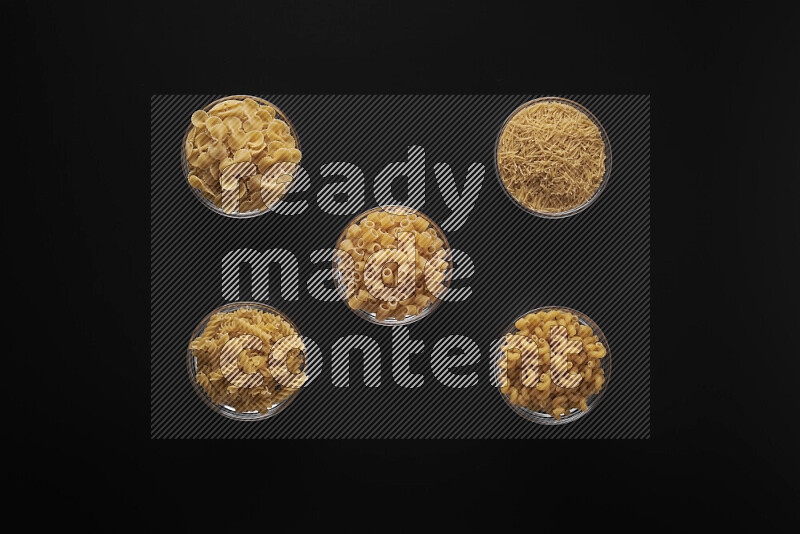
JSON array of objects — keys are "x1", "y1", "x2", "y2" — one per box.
[{"x1": 150, "y1": 95, "x2": 650, "y2": 439}]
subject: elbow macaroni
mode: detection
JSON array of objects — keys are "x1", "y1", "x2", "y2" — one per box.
[
  {"x1": 184, "y1": 97, "x2": 301, "y2": 215},
  {"x1": 497, "y1": 308, "x2": 608, "y2": 421},
  {"x1": 334, "y1": 206, "x2": 451, "y2": 324}
]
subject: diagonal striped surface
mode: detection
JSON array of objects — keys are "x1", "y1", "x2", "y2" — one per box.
[{"x1": 151, "y1": 95, "x2": 650, "y2": 439}]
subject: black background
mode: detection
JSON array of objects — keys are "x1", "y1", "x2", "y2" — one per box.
[{"x1": 10, "y1": 0, "x2": 798, "y2": 529}]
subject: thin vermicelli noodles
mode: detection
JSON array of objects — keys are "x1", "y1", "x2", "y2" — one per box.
[{"x1": 497, "y1": 101, "x2": 606, "y2": 214}]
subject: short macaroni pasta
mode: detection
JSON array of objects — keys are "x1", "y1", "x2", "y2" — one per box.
[{"x1": 334, "y1": 207, "x2": 451, "y2": 323}]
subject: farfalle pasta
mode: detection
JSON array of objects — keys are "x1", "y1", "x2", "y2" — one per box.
[
  {"x1": 189, "y1": 305, "x2": 306, "y2": 415},
  {"x1": 496, "y1": 308, "x2": 608, "y2": 421},
  {"x1": 184, "y1": 96, "x2": 301, "y2": 215}
]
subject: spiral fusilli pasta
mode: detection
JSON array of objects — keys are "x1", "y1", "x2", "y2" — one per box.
[{"x1": 190, "y1": 306, "x2": 305, "y2": 414}]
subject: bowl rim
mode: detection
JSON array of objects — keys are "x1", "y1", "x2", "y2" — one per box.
[
  {"x1": 493, "y1": 305, "x2": 611, "y2": 425},
  {"x1": 181, "y1": 94, "x2": 302, "y2": 219},
  {"x1": 494, "y1": 96, "x2": 613, "y2": 219},
  {"x1": 331, "y1": 204, "x2": 453, "y2": 327},
  {"x1": 185, "y1": 300, "x2": 305, "y2": 421}
]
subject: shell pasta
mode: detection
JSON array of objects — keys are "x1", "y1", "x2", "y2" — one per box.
[{"x1": 184, "y1": 96, "x2": 301, "y2": 215}]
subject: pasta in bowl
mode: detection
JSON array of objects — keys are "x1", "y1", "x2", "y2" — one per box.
[
  {"x1": 495, "y1": 97, "x2": 612, "y2": 218},
  {"x1": 186, "y1": 302, "x2": 307, "y2": 420},
  {"x1": 182, "y1": 95, "x2": 302, "y2": 218},
  {"x1": 494, "y1": 307, "x2": 611, "y2": 425},
  {"x1": 332, "y1": 206, "x2": 452, "y2": 325}
]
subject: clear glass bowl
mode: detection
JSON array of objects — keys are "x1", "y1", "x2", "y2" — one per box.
[
  {"x1": 332, "y1": 205, "x2": 453, "y2": 326},
  {"x1": 495, "y1": 97, "x2": 612, "y2": 219},
  {"x1": 181, "y1": 95, "x2": 301, "y2": 219},
  {"x1": 186, "y1": 301, "x2": 305, "y2": 421},
  {"x1": 493, "y1": 306, "x2": 611, "y2": 425}
]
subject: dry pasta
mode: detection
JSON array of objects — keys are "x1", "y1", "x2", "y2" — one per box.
[
  {"x1": 334, "y1": 207, "x2": 451, "y2": 323},
  {"x1": 497, "y1": 308, "x2": 607, "y2": 420},
  {"x1": 184, "y1": 97, "x2": 301, "y2": 214},
  {"x1": 497, "y1": 100, "x2": 606, "y2": 214},
  {"x1": 189, "y1": 306, "x2": 306, "y2": 414}
]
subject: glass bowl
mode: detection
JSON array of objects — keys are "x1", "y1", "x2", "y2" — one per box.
[
  {"x1": 332, "y1": 205, "x2": 453, "y2": 326},
  {"x1": 494, "y1": 97, "x2": 612, "y2": 219},
  {"x1": 493, "y1": 306, "x2": 611, "y2": 425},
  {"x1": 186, "y1": 301, "x2": 306, "y2": 421},
  {"x1": 181, "y1": 95, "x2": 302, "y2": 219}
]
